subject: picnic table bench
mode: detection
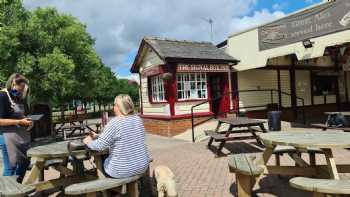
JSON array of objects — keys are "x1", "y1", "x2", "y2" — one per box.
[
  {"x1": 228, "y1": 154, "x2": 264, "y2": 197},
  {"x1": 311, "y1": 111, "x2": 350, "y2": 132},
  {"x1": 290, "y1": 177, "x2": 350, "y2": 196},
  {"x1": 310, "y1": 123, "x2": 350, "y2": 132},
  {"x1": 0, "y1": 176, "x2": 35, "y2": 197},
  {"x1": 227, "y1": 131, "x2": 350, "y2": 196},
  {"x1": 206, "y1": 117, "x2": 267, "y2": 156},
  {"x1": 65, "y1": 174, "x2": 144, "y2": 197}
]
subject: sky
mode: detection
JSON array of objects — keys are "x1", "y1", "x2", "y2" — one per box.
[{"x1": 23, "y1": 0, "x2": 322, "y2": 81}]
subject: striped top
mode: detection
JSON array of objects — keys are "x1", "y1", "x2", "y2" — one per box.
[{"x1": 87, "y1": 115, "x2": 150, "y2": 178}]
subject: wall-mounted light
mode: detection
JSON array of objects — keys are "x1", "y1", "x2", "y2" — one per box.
[{"x1": 302, "y1": 39, "x2": 314, "y2": 48}]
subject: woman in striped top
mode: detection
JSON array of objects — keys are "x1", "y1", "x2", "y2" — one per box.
[{"x1": 83, "y1": 94, "x2": 150, "y2": 178}]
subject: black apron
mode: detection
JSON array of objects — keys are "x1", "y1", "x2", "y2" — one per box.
[{"x1": 1, "y1": 90, "x2": 30, "y2": 167}]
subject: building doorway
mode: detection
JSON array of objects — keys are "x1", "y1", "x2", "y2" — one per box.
[{"x1": 209, "y1": 73, "x2": 229, "y2": 115}]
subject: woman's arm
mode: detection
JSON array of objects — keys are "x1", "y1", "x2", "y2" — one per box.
[
  {"x1": 0, "y1": 119, "x2": 20, "y2": 126},
  {"x1": 85, "y1": 119, "x2": 119, "y2": 151},
  {"x1": 0, "y1": 118, "x2": 33, "y2": 127}
]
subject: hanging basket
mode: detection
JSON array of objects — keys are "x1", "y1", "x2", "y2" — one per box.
[{"x1": 161, "y1": 72, "x2": 173, "y2": 81}]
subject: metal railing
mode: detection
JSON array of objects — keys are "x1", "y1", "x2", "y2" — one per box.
[{"x1": 190, "y1": 89, "x2": 306, "y2": 142}]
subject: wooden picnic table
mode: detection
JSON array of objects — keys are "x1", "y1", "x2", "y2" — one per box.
[
  {"x1": 55, "y1": 122, "x2": 102, "y2": 140},
  {"x1": 23, "y1": 141, "x2": 108, "y2": 194},
  {"x1": 311, "y1": 111, "x2": 350, "y2": 132},
  {"x1": 206, "y1": 117, "x2": 267, "y2": 156},
  {"x1": 258, "y1": 131, "x2": 350, "y2": 180},
  {"x1": 324, "y1": 111, "x2": 350, "y2": 116}
]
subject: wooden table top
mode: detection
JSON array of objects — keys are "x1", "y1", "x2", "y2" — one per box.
[
  {"x1": 324, "y1": 111, "x2": 350, "y2": 116},
  {"x1": 28, "y1": 141, "x2": 71, "y2": 158},
  {"x1": 217, "y1": 117, "x2": 265, "y2": 126},
  {"x1": 259, "y1": 131, "x2": 350, "y2": 149},
  {"x1": 28, "y1": 141, "x2": 107, "y2": 158}
]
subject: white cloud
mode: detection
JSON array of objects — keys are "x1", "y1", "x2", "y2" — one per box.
[
  {"x1": 229, "y1": 9, "x2": 285, "y2": 36},
  {"x1": 23, "y1": 0, "x2": 285, "y2": 77},
  {"x1": 119, "y1": 74, "x2": 140, "y2": 84}
]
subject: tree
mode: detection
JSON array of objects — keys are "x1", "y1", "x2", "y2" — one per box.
[{"x1": 0, "y1": 0, "x2": 140, "y2": 112}]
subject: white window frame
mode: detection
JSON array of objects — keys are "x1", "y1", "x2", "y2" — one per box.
[
  {"x1": 177, "y1": 73, "x2": 207, "y2": 101},
  {"x1": 150, "y1": 75, "x2": 165, "y2": 102}
]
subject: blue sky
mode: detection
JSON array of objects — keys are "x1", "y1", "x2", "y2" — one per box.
[
  {"x1": 24, "y1": 0, "x2": 322, "y2": 80},
  {"x1": 256, "y1": 0, "x2": 321, "y2": 14}
]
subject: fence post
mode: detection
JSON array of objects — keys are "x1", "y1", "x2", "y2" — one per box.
[{"x1": 191, "y1": 108, "x2": 195, "y2": 143}]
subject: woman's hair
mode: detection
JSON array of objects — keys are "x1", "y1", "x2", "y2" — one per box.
[
  {"x1": 114, "y1": 94, "x2": 135, "y2": 116},
  {"x1": 6, "y1": 73, "x2": 29, "y2": 99}
]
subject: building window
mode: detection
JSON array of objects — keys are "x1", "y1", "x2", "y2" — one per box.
[
  {"x1": 313, "y1": 75, "x2": 337, "y2": 96},
  {"x1": 151, "y1": 75, "x2": 165, "y2": 102},
  {"x1": 177, "y1": 73, "x2": 207, "y2": 100}
]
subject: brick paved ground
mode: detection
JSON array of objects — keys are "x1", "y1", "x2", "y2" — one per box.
[
  {"x1": 2, "y1": 132, "x2": 350, "y2": 196},
  {"x1": 148, "y1": 135, "x2": 350, "y2": 197}
]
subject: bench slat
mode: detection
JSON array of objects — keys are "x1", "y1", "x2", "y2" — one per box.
[
  {"x1": 65, "y1": 174, "x2": 143, "y2": 195},
  {"x1": 311, "y1": 124, "x2": 350, "y2": 132},
  {"x1": 0, "y1": 177, "x2": 35, "y2": 197},
  {"x1": 290, "y1": 177, "x2": 350, "y2": 194},
  {"x1": 228, "y1": 154, "x2": 263, "y2": 176},
  {"x1": 273, "y1": 146, "x2": 323, "y2": 154},
  {"x1": 204, "y1": 131, "x2": 227, "y2": 141}
]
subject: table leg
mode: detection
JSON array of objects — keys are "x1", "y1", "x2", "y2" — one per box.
[
  {"x1": 208, "y1": 122, "x2": 222, "y2": 147},
  {"x1": 94, "y1": 154, "x2": 106, "y2": 179},
  {"x1": 275, "y1": 154, "x2": 281, "y2": 166},
  {"x1": 127, "y1": 181, "x2": 139, "y2": 197},
  {"x1": 288, "y1": 153, "x2": 309, "y2": 167},
  {"x1": 261, "y1": 147, "x2": 274, "y2": 165},
  {"x1": 93, "y1": 154, "x2": 109, "y2": 197},
  {"x1": 63, "y1": 129, "x2": 67, "y2": 140},
  {"x1": 86, "y1": 192, "x2": 97, "y2": 197},
  {"x1": 23, "y1": 157, "x2": 45, "y2": 184},
  {"x1": 309, "y1": 153, "x2": 316, "y2": 166},
  {"x1": 217, "y1": 140, "x2": 226, "y2": 156},
  {"x1": 216, "y1": 125, "x2": 234, "y2": 156},
  {"x1": 323, "y1": 148, "x2": 339, "y2": 180},
  {"x1": 248, "y1": 126, "x2": 262, "y2": 146},
  {"x1": 259, "y1": 123, "x2": 267, "y2": 133}
]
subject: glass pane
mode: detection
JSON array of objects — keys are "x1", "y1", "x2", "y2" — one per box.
[
  {"x1": 190, "y1": 82, "x2": 195, "y2": 89},
  {"x1": 190, "y1": 74, "x2": 195, "y2": 81}
]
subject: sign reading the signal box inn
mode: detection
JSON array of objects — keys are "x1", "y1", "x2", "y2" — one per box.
[
  {"x1": 258, "y1": 0, "x2": 350, "y2": 51},
  {"x1": 177, "y1": 63, "x2": 230, "y2": 72}
]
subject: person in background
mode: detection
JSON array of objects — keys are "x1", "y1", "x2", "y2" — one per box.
[
  {"x1": 0, "y1": 73, "x2": 33, "y2": 182},
  {"x1": 83, "y1": 94, "x2": 150, "y2": 178}
]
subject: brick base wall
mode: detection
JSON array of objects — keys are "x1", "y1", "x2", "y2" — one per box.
[{"x1": 143, "y1": 116, "x2": 211, "y2": 137}]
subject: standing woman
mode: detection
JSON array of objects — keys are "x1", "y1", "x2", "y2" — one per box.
[{"x1": 0, "y1": 73, "x2": 33, "y2": 182}]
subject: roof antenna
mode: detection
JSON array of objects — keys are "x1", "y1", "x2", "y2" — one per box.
[{"x1": 201, "y1": 18, "x2": 214, "y2": 43}]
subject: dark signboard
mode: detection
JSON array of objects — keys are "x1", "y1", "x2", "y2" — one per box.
[{"x1": 258, "y1": 0, "x2": 350, "y2": 51}]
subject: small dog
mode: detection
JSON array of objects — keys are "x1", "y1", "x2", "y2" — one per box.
[{"x1": 153, "y1": 165, "x2": 178, "y2": 197}]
